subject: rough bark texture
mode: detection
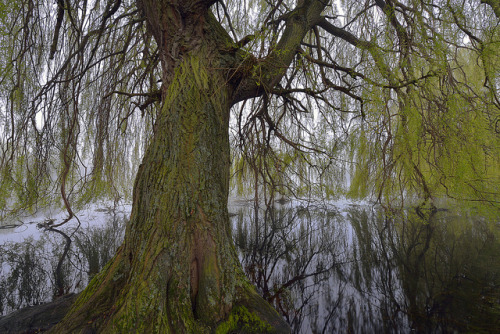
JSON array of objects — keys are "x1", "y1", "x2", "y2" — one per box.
[
  {"x1": 49, "y1": 0, "x2": 328, "y2": 332},
  {"x1": 49, "y1": 3, "x2": 289, "y2": 333}
]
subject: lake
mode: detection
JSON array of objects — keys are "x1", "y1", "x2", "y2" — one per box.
[
  {"x1": 229, "y1": 201, "x2": 500, "y2": 333},
  {"x1": 1, "y1": 200, "x2": 499, "y2": 333}
]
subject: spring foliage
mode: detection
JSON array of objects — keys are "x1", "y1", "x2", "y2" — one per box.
[{"x1": 0, "y1": 0, "x2": 498, "y2": 219}]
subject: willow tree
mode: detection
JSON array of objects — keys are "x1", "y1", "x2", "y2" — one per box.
[{"x1": 1, "y1": 0, "x2": 499, "y2": 332}]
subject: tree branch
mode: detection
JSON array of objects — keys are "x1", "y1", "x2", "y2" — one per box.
[
  {"x1": 481, "y1": 0, "x2": 500, "y2": 18},
  {"x1": 317, "y1": 17, "x2": 394, "y2": 84},
  {"x1": 49, "y1": 0, "x2": 65, "y2": 60},
  {"x1": 231, "y1": 0, "x2": 328, "y2": 104}
]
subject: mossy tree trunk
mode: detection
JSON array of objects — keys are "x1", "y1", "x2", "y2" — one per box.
[
  {"x1": 56, "y1": 56, "x2": 238, "y2": 331},
  {"x1": 51, "y1": 0, "x2": 327, "y2": 332},
  {"x1": 50, "y1": 2, "x2": 286, "y2": 333}
]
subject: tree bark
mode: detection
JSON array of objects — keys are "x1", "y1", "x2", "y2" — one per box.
[
  {"x1": 49, "y1": 3, "x2": 289, "y2": 333},
  {"x1": 50, "y1": 0, "x2": 328, "y2": 332}
]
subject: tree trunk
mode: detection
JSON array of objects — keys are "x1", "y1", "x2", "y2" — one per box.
[{"x1": 49, "y1": 4, "x2": 289, "y2": 333}]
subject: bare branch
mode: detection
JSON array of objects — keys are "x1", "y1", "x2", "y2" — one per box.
[{"x1": 232, "y1": 0, "x2": 329, "y2": 104}]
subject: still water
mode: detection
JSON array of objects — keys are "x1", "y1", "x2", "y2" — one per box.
[
  {"x1": 1, "y1": 202, "x2": 499, "y2": 333},
  {"x1": 230, "y1": 202, "x2": 500, "y2": 333}
]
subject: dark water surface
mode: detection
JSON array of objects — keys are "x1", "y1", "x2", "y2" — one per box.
[
  {"x1": 1, "y1": 203, "x2": 499, "y2": 333},
  {"x1": 230, "y1": 203, "x2": 500, "y2": 333}
]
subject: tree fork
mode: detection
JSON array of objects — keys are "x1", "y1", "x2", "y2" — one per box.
[
  {"x1": 50, "y1": 0, "x2": 332, "y2": 331},
  {"x1": 49, "y1": 5, "x2": 289, "y2": 331}
]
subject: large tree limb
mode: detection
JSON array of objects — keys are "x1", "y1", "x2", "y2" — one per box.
[
  {"x1": 317, "y1": 18, "x2": 394, "y2": 84},
  {"x1": 231, "y1": 0, "x2": 329, "y2": 104}
]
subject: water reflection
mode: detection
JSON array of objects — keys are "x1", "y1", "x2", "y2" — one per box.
[
  {"x1": 230, "y1": 203, "x2": 500, "y2": 333},
  {"x1": 0, "y1": 203, "x2": 498, "y2": 332}
]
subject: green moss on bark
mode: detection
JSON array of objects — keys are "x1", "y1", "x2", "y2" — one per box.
[
  {"x1": 216, "y1": 306, "x2": 275, "y2": 334},
  {"x1": 47, "y1": 33, "x2": 290, "y2": 334}
]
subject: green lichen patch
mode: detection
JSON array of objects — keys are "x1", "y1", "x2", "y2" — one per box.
[{"x1": 216, "y1": 305, "x2": 275, "y2": 334}]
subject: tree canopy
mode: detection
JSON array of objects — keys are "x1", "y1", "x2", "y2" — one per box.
[
  {"x1": 0, "y1": 0, "x2": 498, "y2": 217},
  {"x1": 0, "y1": 0, "x2": 499, "y2": 332}
]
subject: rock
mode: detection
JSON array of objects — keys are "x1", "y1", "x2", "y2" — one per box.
[{"x1": 0, "y1": 294, "x2": 77, "y2": 333}]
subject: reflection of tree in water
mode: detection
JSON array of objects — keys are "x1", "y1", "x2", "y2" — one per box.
[
  {"x1": 232, "y1": 203, "x2": 500, "y2": 333},
  {"x1": 1, "y1": 204, "x2": 498, "y2": 332},
  {"x1": 394, "y1": 208, "x2": 500, "y2": 333},
  {"x1": 0, "y1": 215, "x2": 125, "y2": 316},
  {"x1": 232, "y1": 203, "x2": 348, "y2": 333}
]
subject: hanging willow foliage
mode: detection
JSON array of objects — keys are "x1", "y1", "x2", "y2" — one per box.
[
  {"x1": 0, "y1": 0, "x2": 160, "y2": 218},
  {"x1": 0, "y1": 0, "x2": 498, "y2": 221},
  {"x1": 228, "y1": 0, "x2": 499, "y2": 214}
]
